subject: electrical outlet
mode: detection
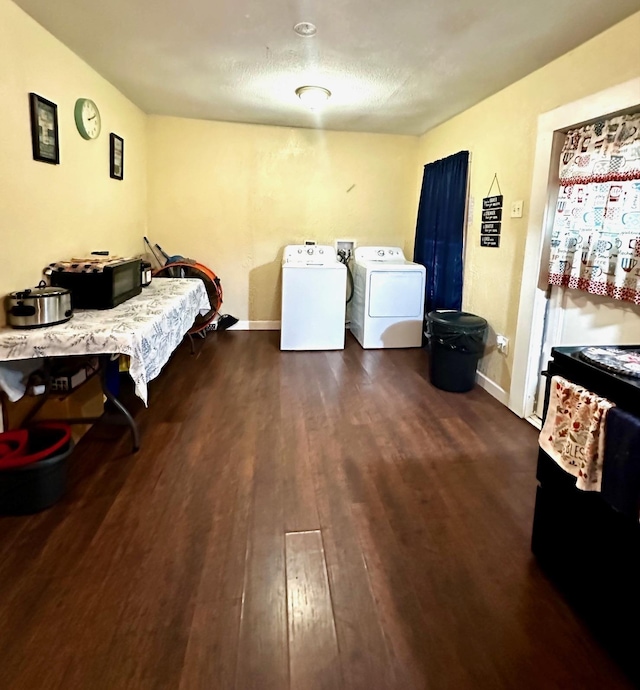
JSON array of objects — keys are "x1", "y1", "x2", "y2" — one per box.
[
  {"x1": 510, "y1": 200, "x2": 524, "y2": 218},
  {"x1": 496, "y1": 334, "x2": 509, "y2": 355}
]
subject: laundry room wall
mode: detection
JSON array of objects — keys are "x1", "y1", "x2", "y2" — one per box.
[
  {"x1": 146, "y1": 117, "x2": 418, "y2": 324},
  {"x1": 0, "y1": 0, "x2": 147, "y2": 324},
  {"x1": 415, "y1": 10, "x2": 640, "y2": 398}
]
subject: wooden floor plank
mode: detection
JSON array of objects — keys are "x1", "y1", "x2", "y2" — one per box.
[
  {"x1": 286, "y1": 530, "x2": 341, "y2": 690},
  {"x1": 234, "y1": 422, "x2": 289, "y2": 690},
  {"x1": 298, "y1": 356, "x2": 397, "y2": 690},
  {"x1": 279, "y1": 408, "x2": 320, "y2": 533},
  {"x1": 309, "y1": 437, "x2": 397, "y2": 690},
  {"x1": 178, "y1": 429, "x2": 256, "y2": 690}
]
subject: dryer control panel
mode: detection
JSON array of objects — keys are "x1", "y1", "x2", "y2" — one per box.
[{"x1": 354, "y1": 246, "x2": 405, "y2": 262}]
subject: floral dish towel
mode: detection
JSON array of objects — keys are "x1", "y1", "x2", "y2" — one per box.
[{"x1": 539, "y1": 375, "x2": 614, "y2": 491}]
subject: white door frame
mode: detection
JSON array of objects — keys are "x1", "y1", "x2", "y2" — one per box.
[
  {"x1": 509, "y1": 77, "x2": 640, "y2": 419},
  {"x1": 533, "y1": 285, "x2": 565, "y2": 420}
]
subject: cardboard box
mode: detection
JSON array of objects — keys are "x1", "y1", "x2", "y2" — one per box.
[
  {"x1": 2, "y1": 376, "x2": 104, "y2": 443},
  {"x1": 50, "y1": 357, "x2": 100, "y2": 393}
]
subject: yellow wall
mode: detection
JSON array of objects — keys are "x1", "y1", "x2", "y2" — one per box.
[
  {"x1": 417, "y1": 11, "x2": 640, "y2": 392},
  {"x1": 147, "y1": 117, "x2": 418, "y2": 321},
  {"x1": 0, "y1": 0, "x2": 147, "y2": 325},
  {"x1": 3, "y1": 0, "x2": 639, "y2": 402}
]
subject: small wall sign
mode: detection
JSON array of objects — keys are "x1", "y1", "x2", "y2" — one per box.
[
  {"x1": 481, "y1": 222, "x2": 501, "y2": 235},
  {"x1": 481, "y1": 235, "x2": 500, "y2": 248},
  {"x1": 481, "y1": 208, "x2": 502, "y2": 222},
  {"x1": 482, "y1": 195, "x2": 503, "y2": 209}
]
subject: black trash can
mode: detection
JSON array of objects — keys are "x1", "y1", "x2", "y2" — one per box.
[
  {"x1": 0, "y1": 423, "x2": 73, "y2": 515},
  {"x1": 427, "y1": 310, "x2": 488, "y2": 393}
]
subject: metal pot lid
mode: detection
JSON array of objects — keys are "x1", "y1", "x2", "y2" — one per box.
[
  {"x1": 579, "y1": 347, "x2": 640, "y2": 379},
  {"x1": 9, "y1": 286, "x2": 70, "y2": 299}
]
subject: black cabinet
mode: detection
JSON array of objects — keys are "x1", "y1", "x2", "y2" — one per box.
[{"x1": 531, "y1": 346, "x2": 640, "y2": 683}]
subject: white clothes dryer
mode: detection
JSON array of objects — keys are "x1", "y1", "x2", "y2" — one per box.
[
  {"x1": 350, "y1": 246, "x2": 426, "y2": 349},
  {"x1": 280, "y1": 245, "x2": 347, "y2": 351}
]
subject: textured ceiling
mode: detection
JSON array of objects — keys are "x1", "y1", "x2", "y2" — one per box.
[{"x1": 12, "y1": 0, "x2": 640, "y2": 135}]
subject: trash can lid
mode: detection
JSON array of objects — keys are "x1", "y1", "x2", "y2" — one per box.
[{"x1": 427, "y1": 310, "x2": 487, "y2": 333}]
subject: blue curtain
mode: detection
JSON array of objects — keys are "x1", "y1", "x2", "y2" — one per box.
[{"x1": 413, "y1": 150, "x2": 469, "y2": 314}]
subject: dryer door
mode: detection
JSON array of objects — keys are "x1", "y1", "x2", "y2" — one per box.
[{"x1": 368, "y1": 270, "x2": 425, "y2": 317}]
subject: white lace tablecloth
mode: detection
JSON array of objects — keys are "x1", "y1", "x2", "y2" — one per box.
[{"x1": 0, "y1": 279, "x2": 210, "y2": 405}]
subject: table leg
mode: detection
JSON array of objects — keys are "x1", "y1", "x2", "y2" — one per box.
[
  {"x1": 187, "y1": 332, "x2": 196, "y2": 355},
  {"x1": 100, "y1": 356, "x2": 140, "y2": 453},
  {"x1": 20, "y1": 356, "x2": 141, "y2": 454}
]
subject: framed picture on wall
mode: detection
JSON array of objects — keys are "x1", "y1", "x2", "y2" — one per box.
[
  {"x1": 110, "y1": 133, "x2": 124, "y2": 180},
  {"x1": 29, "y1": 93, "x2": 59, "y2": 164}
]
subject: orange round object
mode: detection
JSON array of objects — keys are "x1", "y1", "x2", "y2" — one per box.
[{"x1": 152, "y1": 261, "x2": 223, "y2": 333}]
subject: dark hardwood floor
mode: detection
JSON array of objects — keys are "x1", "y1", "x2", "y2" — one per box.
[{"x1": 0, "y1": 331, "x2": 633, "y2": 689}]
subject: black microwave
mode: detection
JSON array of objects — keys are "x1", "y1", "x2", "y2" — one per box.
[{"x1": 50, "y1": 258, "x2": 142, "y2": 310}]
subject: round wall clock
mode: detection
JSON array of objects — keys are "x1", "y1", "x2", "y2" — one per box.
[{"x1": 74, "y1": 98, "x2": 101, "y2": 140}]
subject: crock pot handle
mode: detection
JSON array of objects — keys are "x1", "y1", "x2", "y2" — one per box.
[{"x1": 9, "y1": 304, "x2": 36, "y2": 317}]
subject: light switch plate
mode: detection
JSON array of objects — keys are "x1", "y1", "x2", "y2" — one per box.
[{"x1": 511, "y1": 200, "x2": 524, "y2": 218}]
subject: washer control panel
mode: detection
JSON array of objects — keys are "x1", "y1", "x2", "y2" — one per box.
[
  {"x1": 354, "y1": 246, "x2": 406, "y2": 262},
  {"x1": 283, "y1": 245, "x2": 337, "y2": 265}
]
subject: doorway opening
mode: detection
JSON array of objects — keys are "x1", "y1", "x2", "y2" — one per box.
[{"x1": 509, "y1": 78, "x2": 640, "y2": 425}]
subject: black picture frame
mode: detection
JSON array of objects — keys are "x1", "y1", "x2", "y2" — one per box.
[
  {"x1": 110, "y1": 133, "x2": 124, "y2": 180},
  {"x1": 29, "y1": 93, "x2": 59, "y2": 164}
]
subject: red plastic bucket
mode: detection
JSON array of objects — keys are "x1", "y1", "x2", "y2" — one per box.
[
  {"x1": 0, "y1": 423, "x2": 74, "y2": 514},
  {"x1": 0, "y1": 423, "x2": 72, "y2": 469}
]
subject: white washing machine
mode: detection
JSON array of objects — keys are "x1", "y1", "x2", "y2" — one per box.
[
  {"x1": 280, "y1": 245, "x2": 347, "y2": 351},
  {"x1": 350, "y1": 246, "x2": 426, "y2": 349}
]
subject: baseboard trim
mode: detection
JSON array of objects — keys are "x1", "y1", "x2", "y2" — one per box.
[
  {"x1": 475, "y1": 370, "x2": 509, "y2": 406},
  {"x1": 526, "y1": 414, "x2": 542, "y2": 430},
  {"x1": 227, "y1": 320, "x2": 280, "y2": 331}
]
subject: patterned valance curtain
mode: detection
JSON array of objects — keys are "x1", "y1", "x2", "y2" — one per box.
[{"x1": 548, "y1": 113, "x2": 640, "y2": 303}]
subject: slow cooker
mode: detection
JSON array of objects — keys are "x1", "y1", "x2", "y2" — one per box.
[{"x1": 5, "y1": 284, "x2": 73, "y2": 329}]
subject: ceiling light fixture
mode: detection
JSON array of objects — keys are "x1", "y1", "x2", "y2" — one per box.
[
  {"x1": 293, "y1": 22, "x2": 317, "y2": 37},
  {"x1": 295, "y1": 85, "x2": 331, "y2": 110}
]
